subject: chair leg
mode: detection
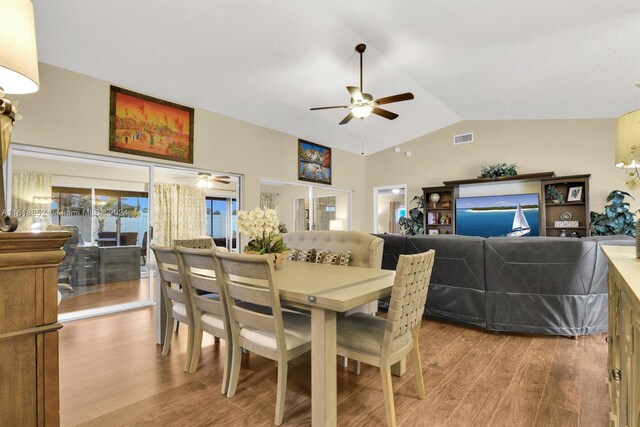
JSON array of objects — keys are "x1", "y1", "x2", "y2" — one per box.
[
  {"x1": 227, "y1": 342, "x2": 243, "y2": 398},
  {"x1": 221, "y1": 336, "x2": 233, "y2": 395},
  {"x1": 162, "y1": 313, "x2": 173, "y2": 356},
  {"x1": 380, "y1": 366, "x2": 397, "y2": 427},
  {"x1": 274, "y1": 360, "x2": 288, "y2": 426},
  {"x1": 353, "y1": 360, "x2": 361, "y2": 375},
  {"x1": 188, "y1": 326, "x2": 203, "y2": 373},
  {"x1": 411, "y1": 328, "x2": 425, "y2": 399},
  {"x1": 184, "y1": 323, "x2": 194, "y2": 373}
]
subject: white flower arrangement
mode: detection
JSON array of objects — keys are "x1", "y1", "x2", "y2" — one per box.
[{"x1": 237, "y1": 208, "x2": 288, "y2": 254}]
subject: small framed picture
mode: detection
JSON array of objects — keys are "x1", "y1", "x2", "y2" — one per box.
[
  {"x1": 567, "y1": 186, "x2": 583, "y2": 202},
  {"x1": 428, "y1": 229, "x2": 439, "y2": 235}
]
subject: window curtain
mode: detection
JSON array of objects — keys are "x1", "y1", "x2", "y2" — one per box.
[
  {"x1": 153, "y1": 184, "x2": 206, "y2": 246},
  {"x1": 389, "y1": 201, "x2": 402, "y2": 234},
  {"x1": 260, "y1": 192, "x2": 279, "y2": 210},
  {"x1": 11, "y1": 170, "x2": 53, "y2": 231},
  {"x1": 295, "y1": 198, "x2": 308, "y2": 231}
]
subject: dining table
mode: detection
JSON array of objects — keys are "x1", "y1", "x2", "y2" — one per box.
[
  {"x1": 271, "y1": 261, "x2": 396, "y2": 427},
  {"x1": 154, "y1": 258, "x2": 397, "y2": 426}
]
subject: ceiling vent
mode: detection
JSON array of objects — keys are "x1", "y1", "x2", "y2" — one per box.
[{"x1": 453, "y1": 133, "x2": 473, "y2": 145}]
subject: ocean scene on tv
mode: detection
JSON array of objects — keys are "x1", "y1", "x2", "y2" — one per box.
[{"x1": 455, "y1": 193, "x2": 540, "y2": 237}]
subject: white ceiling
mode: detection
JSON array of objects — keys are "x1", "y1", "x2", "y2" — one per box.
[{"x1": 32, "y1": 0, "x2": 640, "y2": 155}]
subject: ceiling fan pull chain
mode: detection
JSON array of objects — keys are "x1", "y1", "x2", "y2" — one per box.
[{"x1": 361, "y1": 120, "x2": 365, "y2": 155}]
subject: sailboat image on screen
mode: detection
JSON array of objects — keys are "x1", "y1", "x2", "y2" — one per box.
[{"x1": 507, "y1": 204, "x2": 531, "y2": 237}]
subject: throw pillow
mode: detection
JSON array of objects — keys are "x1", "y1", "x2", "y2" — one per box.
[{"x1": 321, "y1": 250, "x2": 351, "y2": 266}]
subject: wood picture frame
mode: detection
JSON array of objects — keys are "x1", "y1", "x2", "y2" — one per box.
[
  {"x1": 298, "y1": 139, "x2": 331, "y2": 185},
  {"x1": 109, "y1": 86, "x2": 194, "y2": 163},
  {"x1": 567, "y1": 186, "x2": 583, "y2": 202}
]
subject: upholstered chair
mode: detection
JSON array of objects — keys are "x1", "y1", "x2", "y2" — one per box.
[{"x1": 336, "y1": 250, "x2": 435, "y2": 427}]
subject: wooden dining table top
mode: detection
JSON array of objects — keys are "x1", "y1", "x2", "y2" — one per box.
[{"x1": 270, "y1": 261, "x2": 395, "y2": 312}]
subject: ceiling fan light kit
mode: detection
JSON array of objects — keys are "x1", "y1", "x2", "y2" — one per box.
[
  {"x1": 310, "y1": 43, "x2": 414, "y2": 125},
  {"x1": 196, "y1": 172, "x2": 231, "y2": 188}
]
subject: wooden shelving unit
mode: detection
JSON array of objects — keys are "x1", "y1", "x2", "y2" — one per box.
[
  {"x1": 540, "y1": 174, "x2": 591, "y2": 237},
  {"x1": 422, "y1": 186, "x2": 456, "y2": 235}
]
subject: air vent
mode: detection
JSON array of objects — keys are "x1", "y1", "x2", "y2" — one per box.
[{"x1": 453, "y1": 133, "x2": 473, "y2": 145}]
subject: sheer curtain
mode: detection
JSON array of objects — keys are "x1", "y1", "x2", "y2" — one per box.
[
  {"x1": 389, "y1": 201, "x2": 402, "y2": 234},
  {"x1": 11, "y1": 170, "x2": 53, "y2": 231},
  {"x1": 153, "y1": 184, "x2": 206, "y2": 246}
]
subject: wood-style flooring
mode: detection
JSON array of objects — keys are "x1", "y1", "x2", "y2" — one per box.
[
  {"x1": 60, "y1": 308, "x2": 609, "y2": 427},
  {"x1": 59, "y1": 307, "x2": 609, "y2": 426},
  {"x1": 58, "y1": 278, "x2": 150, "y2": 314}
]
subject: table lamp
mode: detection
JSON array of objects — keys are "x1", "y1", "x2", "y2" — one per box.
[
  {"x1": 329, "y1": 219, "x2": 344, "y2": 231},
  {"x1": 0, "y1": 0, "x2": 40, "y2": 231}
]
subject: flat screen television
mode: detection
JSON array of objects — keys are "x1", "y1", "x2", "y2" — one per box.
[{"x1": 455, "y1": 193, "x2": 540, "y2": 237}]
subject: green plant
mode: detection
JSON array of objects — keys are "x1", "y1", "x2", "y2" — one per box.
[
  {"x1": 398, "y1": 195, "x2": 424, "y2": 235},
  {"x1": 544, "y1": 185, "x2": 565, "y2": 203},
  {"x1": 479, "y1": 163, "x2": 517, "y2": 179},
  {"x1": 590, "y1": 190, "x2": 637, "y2": 237}
]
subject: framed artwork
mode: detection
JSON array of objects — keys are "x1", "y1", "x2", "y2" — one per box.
[
  {"x1": 567, "y1": 186, "x2": 583, "y2": 202},
  {"x1": 428, "y1": 229, "x2": 439, "y2": 235},
  {"x1": 109, "y1": 86, "x2": 194, "y2": 163},
  {"x1": 298, "y1": 139, "x2": 331, "y2": 185}
]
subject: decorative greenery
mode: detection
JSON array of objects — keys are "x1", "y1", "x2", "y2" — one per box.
[
  {"x1": 479, "y1": 163, "x2": 518, "y2": 180},
  {"x1": 398, "y1": 195, "x2": 424, "y2": 235},
  {"x1": 544, "y1": 185, "x2": 565, "y2": 203},
  {"x1": 237, "y1": 208, "x2": 289, "y2": 254},
  {"x1": 590, "y1": 190, "x2": 637, "y2": 237}
]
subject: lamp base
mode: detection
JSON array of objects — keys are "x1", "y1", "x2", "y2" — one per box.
[{"x1": 0, "y1": 215, "x2": 18, "y2": 232}]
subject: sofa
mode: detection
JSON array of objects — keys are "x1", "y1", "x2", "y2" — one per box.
[
  {"x1": 375, "y1": 234, "x2": 635, "y2": 336},
  {"x1": 282, "y1": 230, "x2": 384, "y2": 314}
]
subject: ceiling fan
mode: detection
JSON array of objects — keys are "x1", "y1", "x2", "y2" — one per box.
[
  {"x1": 196, "y1": 172, "x2": 231, "y2": 188},
  {"x1": 310, "y1": 43, "x2": 414, "y2": 125}
]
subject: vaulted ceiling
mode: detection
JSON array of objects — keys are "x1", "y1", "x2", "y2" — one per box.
[{"x1": 33, "y1": 0, "x2": 640, "y2": 154}]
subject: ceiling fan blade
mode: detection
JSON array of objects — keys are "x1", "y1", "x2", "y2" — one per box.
[
  {"x1": 374, "y1": 92, "x2": 414, "y2": 106},
  {"x1": 214, "y1": 175, "x2": 230, "y2": 180},
  {"x1": 213, "y1": 179, "x2": 231, "y2": 184},
  {"x1": 310, "y1": 105, "x2": 348, "y2": 111},
  {"x1": 339, "y1": 112, "x2": 354, "y2": 125},
  {"x1": 372, "y1": 107, "x2": 399, "y2": 120}
]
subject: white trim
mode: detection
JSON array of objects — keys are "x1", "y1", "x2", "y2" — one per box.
[
  {"x1": 59, "y1": 301, "x2": 154, "y2": 323},
  {"x1": 373, "y1": 184, "x2": 408, "y2": 234}
]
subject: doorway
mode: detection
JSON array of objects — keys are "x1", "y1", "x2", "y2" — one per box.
[{"x1": 373, "y1": 184, "x2": 407, "y2": 234}]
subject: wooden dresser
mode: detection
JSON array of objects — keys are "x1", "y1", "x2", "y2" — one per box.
[
  {"x1": 0, "y1": 231, "x2": 69, "y2": 426},
  {"x1": 603, "y1": 245, "x2": 640, "y2": 427}
]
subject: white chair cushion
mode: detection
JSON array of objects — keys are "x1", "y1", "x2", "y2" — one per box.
[
  {"x1": 201, "y1": 313, "x2": 225, "y2": 330},
  {"x1": 240, "y1": 311, "x2": 311, "y2": 350},
  {"x1": 337, "y1": 313, "x2": 412, "y2": 355},
  {"x1": 172, "y1": 302, "x2": 187, "y2": 318}
]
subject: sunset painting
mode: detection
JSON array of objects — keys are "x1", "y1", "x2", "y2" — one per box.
[{"x1": 109, "y1": 86, "x2": 194, "y2": 163}]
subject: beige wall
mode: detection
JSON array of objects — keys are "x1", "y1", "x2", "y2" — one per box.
[
  {"x1": 11, "y1": 64, "x2": 633, "y2": 235},
  {"x1": 12, "y1": 63, "x2": 367, "y2": 230},
  {"x1": 365, "y1": 119, "x2": 636, "y2": 232}
]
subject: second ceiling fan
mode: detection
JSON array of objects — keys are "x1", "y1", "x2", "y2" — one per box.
[{"x1": 310, "y1": 43, "x2": 414, "y2": 125}]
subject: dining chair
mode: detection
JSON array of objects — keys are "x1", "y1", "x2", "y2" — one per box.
[
  {"x1": 214, "y1": 251, "x2": 312, "y2": 426},
  {"x1": 176, "y1": 246, "x2": 231, "y2": 389},
  {"x1": 336, "y1": 250, "x2": 435, "y2": 427},
  {"x1": 151, "y1": 244, "x2": 195, "y2": 372}
]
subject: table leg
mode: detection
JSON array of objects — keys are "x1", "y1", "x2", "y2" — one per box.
[{"x1": 311, "y1": 307, "x2": 337, "y2": 427}]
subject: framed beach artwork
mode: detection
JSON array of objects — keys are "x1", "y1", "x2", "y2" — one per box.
[
  {"x1": 298, "y1": 139, "x2": 331, "y2": 185},
  {"x1": 109, "y1": 86, "x2": 194, "y2": 163}
]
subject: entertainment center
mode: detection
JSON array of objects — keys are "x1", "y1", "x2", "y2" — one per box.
[{"x1": 423, "y1": 172, "x2": 591, "y2": 237}]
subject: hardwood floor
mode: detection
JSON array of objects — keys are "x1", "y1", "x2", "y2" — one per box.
[
  {"x1": 58, "y1": 278, "x2": 150, "y2": 314},
  {"x1": 58, "y1": 308, "x2": 609, "y2": 426}
]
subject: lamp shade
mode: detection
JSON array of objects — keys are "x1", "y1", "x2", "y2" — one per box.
[
  {"x1": 616, "y1": 109, "x2": 640, "y2": 168},
  {"x1": 0, "y1": 0, "x2": 39, "y2": 94}
]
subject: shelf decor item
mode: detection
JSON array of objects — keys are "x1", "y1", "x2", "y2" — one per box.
[
  {"x1": 429, "y1": 192, "x2": 440, "y2": 208},
  {"x1": 566, "y1": 186, "x2": 583, "y2": 202},
  {"x1": 545, "y1": 185, "x2": 565, "y2": 203},
  {"x1": 237, "y1": 208, "x2": 289, "y2": 268},
  {"x1": 478, "y1": 163, "x2": 517, "y2": 180}
]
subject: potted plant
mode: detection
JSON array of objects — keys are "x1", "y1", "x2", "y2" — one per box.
[
  {"x1": 479, "y1": 163, "x2": 517, "y2": 179},
  {"x1": 237, "y1": 208, "x2": 289, "y2": 268},
  {"x1": 590, "y1": 190, "x2": 636, "y2": 237},
  {"x1": 398, "y1": 195, "x2": 424, "y2": 235},
  {"x1": 545, "y1": 185, "x2": 565, "y2": 203}
]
